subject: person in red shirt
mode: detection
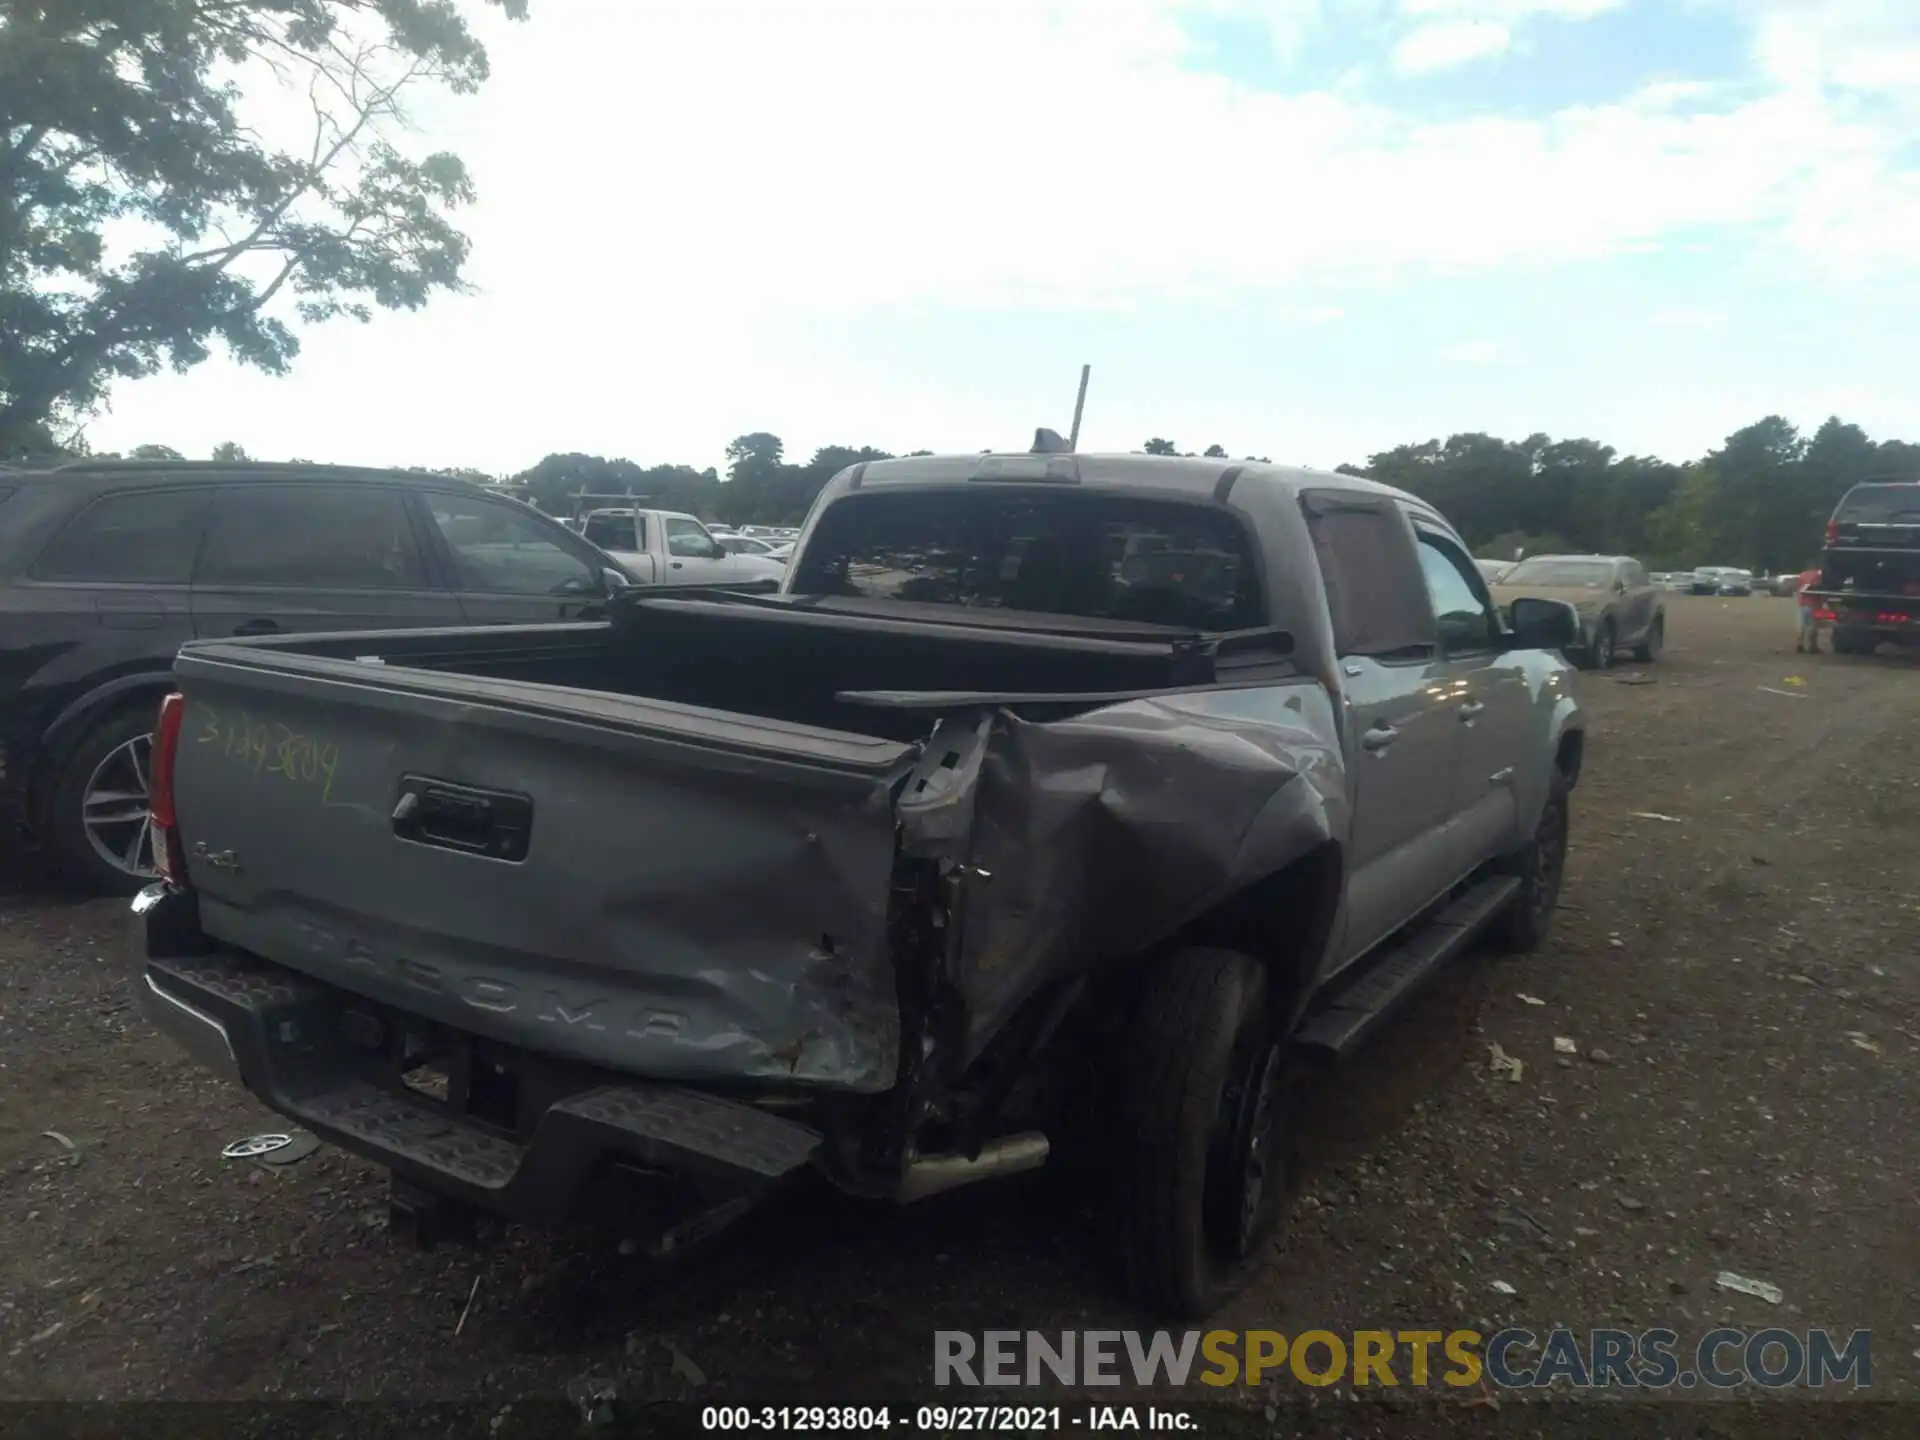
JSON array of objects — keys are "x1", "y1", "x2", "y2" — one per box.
[{"x1": 1795, "y1": 567, "x2": 1826, "y2": 652}]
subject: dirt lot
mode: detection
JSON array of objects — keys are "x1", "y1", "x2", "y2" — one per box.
[{"x1": 3, "y1": 597, "x2": 1916, "y2": 1431}]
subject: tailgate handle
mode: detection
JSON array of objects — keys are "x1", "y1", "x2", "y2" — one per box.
[{"x1": 391, "y1": 776, "x2": 534, "y2": 862}]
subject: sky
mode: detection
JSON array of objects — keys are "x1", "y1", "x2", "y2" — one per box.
[{"x1": 89, "y1": 0, "x2": 1920, "y2": 477}]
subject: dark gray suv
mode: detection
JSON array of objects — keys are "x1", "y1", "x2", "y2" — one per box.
[{"x1": 0, "y1": 461, "x2": 627, "y2": 892}]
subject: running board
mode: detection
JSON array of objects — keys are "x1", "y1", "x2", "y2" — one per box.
[{"x1": 1295, "y1": 874, "x2": 1521, "y2": 1060}]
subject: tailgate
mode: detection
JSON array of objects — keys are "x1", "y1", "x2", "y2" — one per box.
[
  {"x1": 1818, "y1": 548, "x2": 1920, "y2": 609},
  {"x1": 169, "y1": 646, "x2": 916, "y2": 1092}
]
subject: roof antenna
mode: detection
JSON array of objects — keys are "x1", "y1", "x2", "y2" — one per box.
[{"x1": 1031, "y1": 363, "x2": 1091, "y2": 455}]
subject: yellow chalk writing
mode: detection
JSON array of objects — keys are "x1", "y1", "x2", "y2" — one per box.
[{"x1": 192, "y1": 703, "x2": 342, "y2": 804}]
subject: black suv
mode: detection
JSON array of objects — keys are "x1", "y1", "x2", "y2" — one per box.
[{"x1": 1, "y1": 461, "x2": 630, "y2": 892}]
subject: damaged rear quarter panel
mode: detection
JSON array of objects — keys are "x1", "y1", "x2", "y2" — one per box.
[{"x1": 923, "y1": 678, "x2": 1347, "y2": 1064}]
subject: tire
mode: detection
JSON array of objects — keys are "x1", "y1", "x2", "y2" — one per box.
[
  {"x1": 1490, "y1": 772, "x2": 1571, "y2": 954},
  {"x1": 1630, "y1": 616, "x2": 1663, "y2": 664},
  {"x1": 1114, "y1": 947, "x2": 1294, "y2": 1318},
  {"x1": 46, "y1": 701, "x2": 164, "y2": 895},
  {"x1": 1830, "y1": 628, "x2": 1876, "y2": 657},
  {"x1": 1576, "y1": 621, "x2": 1615, "y2": 671}
]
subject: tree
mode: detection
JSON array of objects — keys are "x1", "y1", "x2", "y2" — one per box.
[
  {"x1": 1142, "y1": 438, "x2": 1178, "y2": 455},
  {"x1": 210, "y1": 441, "x2": 250, "y2": 462},
  {"x1": 1202, "y1": 443, "x2": 1228, "y2": 458},
  {"x1": 0, "y1": 0, "x2": 529, "y2": 449},
  {"x1": 128, "y1": 442, "x2": 183, "y2": 459}
]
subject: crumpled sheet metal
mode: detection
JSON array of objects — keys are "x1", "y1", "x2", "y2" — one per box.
[{"x1": 910, "y1": 681, "x2": 1348, "y2": 1065}]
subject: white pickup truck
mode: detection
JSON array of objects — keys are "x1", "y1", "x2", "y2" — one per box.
[{"x1": 580, "y1": 507, "x2": 787, "y2": 587}]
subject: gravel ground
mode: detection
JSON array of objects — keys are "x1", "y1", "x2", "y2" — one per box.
[{"x1": 2, "y1": 597, "x2": 1916, "y2": 1436}]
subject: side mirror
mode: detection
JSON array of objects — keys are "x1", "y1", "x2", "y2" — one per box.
[
  {"x1": 709, "y1": 541, "x2": 728, "y2": 560},
  {"x1": 1509, "y1": 596, "x2": 1580, "y2": 651},
  {"x1": 602, "y1": 567, "x2": 630, "y2": 590}
]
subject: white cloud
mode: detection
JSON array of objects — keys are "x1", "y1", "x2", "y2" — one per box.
[
  {"x1": 1393, "y1": 20, "x2": 1511, "y2": 72},
  {"x1": 1649, "y1": 307, "x2": 1726, "y2": 329},
  {"x1": 1440, "y1": 340, "x2": 1504, "y2": 363},
  {"x1": 1400, "y1": 0, "x2": 1621, "y2": 17},
  {"x1": 84, "y1": 0, "x2": 1920, "y2": 472}
]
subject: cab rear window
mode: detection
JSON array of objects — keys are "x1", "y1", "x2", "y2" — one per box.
[{"x1": 790, "y1": 489, "x2": 1264, "y2": 631}]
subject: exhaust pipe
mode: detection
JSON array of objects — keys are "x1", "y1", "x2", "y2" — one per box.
[{"x1": 895, "y1": 1132, "x2": 1050, "y2": 1203}]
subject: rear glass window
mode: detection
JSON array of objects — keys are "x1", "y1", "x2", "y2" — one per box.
[
  {"x1": 789, "y1": 490, "x2": 1264, "y2": 630},
  {"x1": 34, "y1": 488, "x2": 209, "y2": 583},
  {"x1": 583, "y1": 512, "x2": 643, "y2": 549},
  {"x1": 1836, "y1": 484, "x2": 1920, "y2": 523}
]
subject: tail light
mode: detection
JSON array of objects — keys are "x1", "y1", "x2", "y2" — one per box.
[
  {"x1": 1825, "y1": 519, "x2": 1839, "y2": 546},
  {"x1": 1814, "y1": 608, "x2": 1837, "y2": 622},
  {"x1": 150, "y1": 692, "x2": 187, "y2": 884}
]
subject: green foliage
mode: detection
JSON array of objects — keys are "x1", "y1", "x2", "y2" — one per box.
[
  {"x1": 1342, "y1": 416, "x2": 1920, "y2": 571},
  {"x1": 1141, "y1": 438, "x2": 1178, "y2": 455},
  {"x1": 210, "y1": 440, "x2": 249, "y2": 462},
  {"x1": 510, "y1": 452, "x2": 721, "y2": 518},
  {"x1": 0, "y1": 0, "x2": 528, "y2": 437}
]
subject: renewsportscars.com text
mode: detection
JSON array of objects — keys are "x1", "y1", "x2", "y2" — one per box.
[{"x1": 934, "y1": 1328, "x2": 1872, "y2": 1391}]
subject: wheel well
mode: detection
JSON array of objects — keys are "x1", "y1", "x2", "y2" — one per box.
[
  {"x1": 29, "y1": 684, "x2": 173, "y2": 822},
  {"x1": 1172, "y1": 842, "x2": 1343, "y2": 1026},
  {"x1": 1555, "y1": 730, "x2": 1584, "y2": 788}
]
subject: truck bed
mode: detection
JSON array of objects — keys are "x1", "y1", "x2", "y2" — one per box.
[{"x1": 167, "y1": 590, "x2": 1314, "y2": 1093}]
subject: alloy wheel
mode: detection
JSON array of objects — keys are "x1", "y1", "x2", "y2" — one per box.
[{"x1": 81, "y1": 732, "x2": 158, "y2": 879}]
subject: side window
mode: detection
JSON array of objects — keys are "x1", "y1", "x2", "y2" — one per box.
[
  {"x1": 34, "y1": 488, "x2": 209, "y2": 584},
  {"x1": 665, "y1": 517, "x2": 715, "y2": 558},
  {"x1": 426, "y1": 491, "x2": 598, "y2": 596},
  {"x1": 1622, "y1": 561, "x2": 1645, "y2": 587},
  {"x1": 197, "y1": 486, "x2": 424, "y2": 589},
  {"x1": 1299, "y1": 495, "x2": 1433, "y2": 658},
  {"x1": 1415, "y1": 533, "x2": 1497, "y2": 655}
]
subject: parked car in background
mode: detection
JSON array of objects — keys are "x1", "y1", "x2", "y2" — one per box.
[
  {"x1": 1474, "y1": 558, "x2": 1515, "y2": 585},
  {"x1": 1716, "y1": 569, "x2": 1754, "y2": 597},
  {"x1": 1490, "y1": 553, "x2": 1665, "y2": 669},
  {"x1": 1803, "y1": 480, "x2": 1920, "y2": 656},
  {"x1": 578, "y1": 509, "x2": 788, "y2": 587},
  {"x1": 0, "y1": 461, "x2": 632, "y2": 893}
]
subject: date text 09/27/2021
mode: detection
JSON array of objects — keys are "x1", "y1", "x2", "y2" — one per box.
[{"x1": 700, "y1": 1405, "x2": 1194, "y2": 1432}]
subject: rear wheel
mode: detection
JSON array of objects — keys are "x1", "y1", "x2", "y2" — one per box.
[
  {"x1": 1831, "y1": 628, "x2": 1877, "y2": 656},
  {"x1": 1114, "y1": 948, "x2": 1294, "y2": 1318},
  {"x1": 1630, "y1": 616, "x2": 1663, "y2": 663},
  {"x1": 47, "y1": 702, "x2": 163, "y2": 895}
]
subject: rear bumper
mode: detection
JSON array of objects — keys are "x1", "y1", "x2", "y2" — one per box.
[
  {"x1": 129, "y1": 885, "x2": 823, "y2": 1224},
  {"x1": 1802, "y1": 594, "x2": 1920, "y2": 636}
]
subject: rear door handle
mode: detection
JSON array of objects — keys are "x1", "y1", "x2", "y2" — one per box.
[
  {"x1": 1459, "y1": 699, "x2": 1485, "y2": 721},
  {"x1": 1362, "y1": 723, "x2": 1399, "y2": 752},
  {"x1": 232, "y1": 618, "x2": 280, "y2": 636}
]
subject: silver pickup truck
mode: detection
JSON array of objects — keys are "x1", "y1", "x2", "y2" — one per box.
[{"x1": 131, "y1": 449, "x2": 1585, "y2": 1317}]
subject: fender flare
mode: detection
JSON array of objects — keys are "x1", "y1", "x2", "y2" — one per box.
[{"x1": 1518, "y1": 706, "x2": 1585, "y2": 836}]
